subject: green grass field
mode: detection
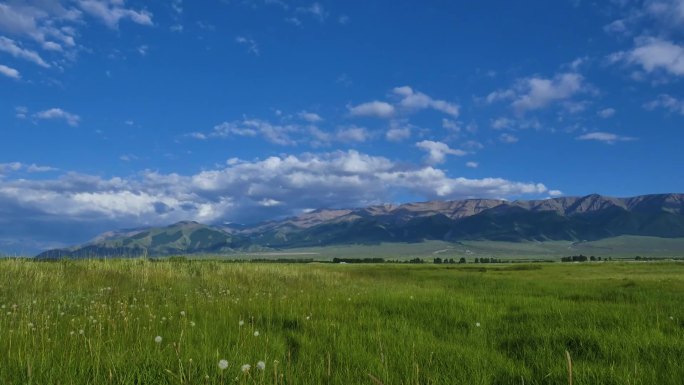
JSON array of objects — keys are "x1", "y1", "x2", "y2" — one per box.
[
  {"x1": 231, "y1": 236, "x2": 684, "y2": 260},
  {"x1": 0, "y1": 259, "x2": 683, "y2": 384}
]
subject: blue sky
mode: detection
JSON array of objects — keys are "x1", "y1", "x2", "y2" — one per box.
[{"x1": 1, "y1": 0, "x2": 684, "y2": 253}]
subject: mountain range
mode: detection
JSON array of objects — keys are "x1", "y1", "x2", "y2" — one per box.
[{"x1": 36, "y1": 193, "x2": 684, "y2": 258}]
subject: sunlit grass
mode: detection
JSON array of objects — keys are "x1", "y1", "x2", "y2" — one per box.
[{"x1": 0, "y1": 259, "x2": 682, "y2": 384}]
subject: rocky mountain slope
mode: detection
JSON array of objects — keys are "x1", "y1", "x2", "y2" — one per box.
[{"x1": 36, "y1": 193, "x2": 684, "y2": 258}]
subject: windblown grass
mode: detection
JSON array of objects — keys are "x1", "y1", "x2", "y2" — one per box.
[{"x1": 0, "y1": 259, "x2": 682, "y2": 384}]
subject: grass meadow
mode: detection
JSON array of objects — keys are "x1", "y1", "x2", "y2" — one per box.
[{"x1": 0, "y1": 259, "x2": 682, "y2": 384}]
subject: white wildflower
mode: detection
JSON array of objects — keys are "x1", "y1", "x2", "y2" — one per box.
[
  {"x1": 256, "y1": 361, "x2": 266, "y2": 370},
  {"x1": 253, "y1": 330, "x2": 260, "y2": 337},
  {"x1": 241, "y1": 364, "x2": 251, "y2": 373},
  {"x1": 218, "y1": 359, "x2": 229, "y2": 370},
  {"x1": 154, "y1": 335, "x2": 162, "y2": 344}
]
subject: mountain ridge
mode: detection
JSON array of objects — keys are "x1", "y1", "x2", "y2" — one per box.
[{"x1": 36, "y1": 193, "x2": 684, "y2": 258}]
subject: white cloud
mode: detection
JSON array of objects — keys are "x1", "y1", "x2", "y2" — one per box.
[
  {"x1": 119, "y1": 154, "x2": 138, "y2": 162},
  {"x1": 0, "y1": 150, "x2": 556, "y2": 246},
  {"x1": 0, "y1": 36, "x2": 50, "y2": 67},
  {"x1": 26, "y1": 164, "x2": 57, "y2": 173},
  {"x1": 15, "y1": 106, "x2": 27, "y2": 119},
  {"x1": 643, "y1": 0, "x2": 684, "y2": 27},
  {"x1": 465, "y1": 161, "x2": 479, "y2": 169},
  {"x1": 0, "y1": 162, "x2": 22, "y2": 173},
  {"x1": 137, "y1": 44, "x2": 148, "y2": 56},
  {"x1": 643, "y1": 94, "x2": 684, "y2": 114},
  {"x1": 488, "y1": 73, "x2": 586, "y2": 113},
  {"x1": 212, "y1": 119, "x2": 298, "y2": 146},
  {"x1": 348, "y1": 101, "x2": 395, "y2": 118},
  {"x1": 296, "y1": 2, "x2": 328, "y2": 22},
  {"x1": 485, "y1": 89, "x2": 515, "y2": 104},
  {"x1": 491, "y1": 117, "x2": 512, "y2": 130},
  {"x1": 235, "y1": 36, "x2": 259, "y2": 55},
  {"x1": 597, "y1": 108, "x2": 616, "y2": 118},
  {"x1": 499, "y1": 133, "x2": 519, "y2": 143},
  {"x1": 0, "y1": 64, "x2": 20, "y2": 79},
  {"x1": 0, "y1": 162, "x2": 55, "y2": 174},
  {"x1": 392, "y1": 86, "x2": 460, "y2": 117},
  {"x1": 576, "y1": 132, "x2": 636, "y2": 144},
  {"x1": 386, "y1": 121, "x2": 412, "y2": 142},
  {"x1": 34, "y1": 108, "x2": 81, "y2": 126},
  {"x1": 336, "y1": 126, "x2": 370, "y2": 143},
  {"x1": 611, "y1": 37, "x2": 684, "y2": 77},
  {"x1": 298, "y1": 111, "x2": 323, "y2": 122},
  {"x1": 416, "y1": 140, "x2": 466, "y2": 164},
  {"x1": 442, "y1": 119, "x2": 460, "y2": 132},
  {"x1": 548, "y1": 189, "x2": 563, "y2": 197},
  {"x1": 77, "y1": 0, "x2": 153, "y2": 29},
  {"x1": 171, "y1": 0, "x2": 183, "y2": 15},
  {"x1": 0, "y1": 2, "x2": 80, "y2": 50},
  {"x1": 513, "y1": 73, "x2": 585, "y2": 112}
]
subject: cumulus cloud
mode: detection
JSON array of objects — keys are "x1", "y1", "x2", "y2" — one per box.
[
  {"x1": 0, "y1": 36, "x2": 50, "y2": 67},
  {"x1": 34, "y1": 108, "x2": 81, "y2": 126},
  {"x1": 77, "y1": 0, "x2": 153, "y2": 29},
  {"x1": 0, "y1": 64, "x2": 20, "y2": 79},
  {"x1": 298, "y1": 111, "x2": 323, "y2": 122},
  {"x1": 610, "y1": 37, "x2": 684, "y2": 77},
  {"x1": 392, "y1": 86, "x2": 460, "y2": 117},
  {"x1": 416, "y1": 140, "x2": 466, "y2": 164},
  {"x1": 0, "y1": 162, "x2": 55, "y2": 174},
  {"x1": 348, "y1": 101, "x2": 395, "y2": 118},
  {"x1": 487, "y1": 73, "x2": 586, "y2": 113},
  {"x1": 643, "y1": 94, "x2": 684, "y2": 114},
  {"x1": 336, "y1": 126, "x2": 370, "y2": 143},
  {"x1": 0, "y1": 150, "x2": 556, "y2": 249},
  {"x1": 597, "y1": 108, "x2": 616, "y2": 118},
  {"x1": 385, "y1": 121, "x2": 412, "y2": 142},
  {"x1": 499, "y1": 133, "x2": 519, "y2": 143},
  {"x1": 0, "y1": 1, "x2": 80, "y2": 51},
  {"x1": 0, "y1": 0, "x2": 152, "y2": 68},
  {"x1": 491, "y1": 117, "x2": 512, "y2": 130},
  {"x1": 576, "y1": 132, "x2": 637, "y2": 144},
  {"x1": 211, "y1": 119, "x2": 298, "y2": 145}
]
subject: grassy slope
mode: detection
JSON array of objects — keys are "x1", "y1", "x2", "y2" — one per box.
[
  {"x1": 0, "y1": 260, "x2": 683, "y2": 384},
  {"x1": 230, "y1": 236, "x2": 684, "y2": 260}
]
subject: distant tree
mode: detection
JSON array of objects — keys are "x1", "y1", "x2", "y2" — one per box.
[
  {"x1": 474, "y1": 258, "x2": 480, "y2": 263},
  {"x1": 434, "y1": 257, "x2": 443, "y2": 264},
  {"x1": 458, "y1": 257, "x2": 466, "y2": 264},
  {"x1": 590, "y1": 256, "x2": 596, "y2": 261}
]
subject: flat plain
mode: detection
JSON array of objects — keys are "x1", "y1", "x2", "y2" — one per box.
[{"x1": 0, "y1": 259, "x2": 682, "y2": 384}]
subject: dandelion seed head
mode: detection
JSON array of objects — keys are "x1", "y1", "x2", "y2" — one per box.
[
  {"x1": 241, "y1": 364, "x2": 251, "y2": 373},
  {"x1": 256, "y1": 361, "x2": 266, "y2": 370},
  {"x1": 475, "y1": 322, "x2": 481, "y2": 327},
  {"x1": 154, "y1": 335, "x2": 162, "y2": 343},
  {"x1": 218, "y1": 359, "x2": 229, "y2": 370},
  {"x1": 253, "y1": 330, "x2": 260, "y2": 337},
  {"x1": 239, "y1": 320, "x2": 244, "y2": 326}
]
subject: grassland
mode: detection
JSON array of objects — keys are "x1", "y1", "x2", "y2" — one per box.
[
  {"x1": 0, "y1": 259, "x2": 683, "y2": 384},
  {"x1": 234, "y1": 236, "x2": 684, "y2": 260}
]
